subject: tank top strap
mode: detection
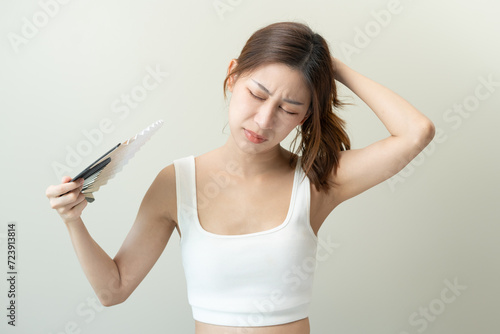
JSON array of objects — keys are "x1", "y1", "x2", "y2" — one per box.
[
  {"x1": 296, "y1": 156, "x2": 308, "y2": 191},
  {"x1": 290, "y1": 156, "x2": 315, "y2": 239},
  {"x1": 173, "y1": 155, "x2": 197, "y2": 233}
]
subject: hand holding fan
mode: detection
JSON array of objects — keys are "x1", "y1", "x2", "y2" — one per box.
[{"x1": 70, "y1": 120, "x2": 164, "y2": 203}]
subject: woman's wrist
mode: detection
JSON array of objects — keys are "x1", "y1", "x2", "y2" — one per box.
[{"x1": 331, "y1": 57, "x2": 349, "y2": 84}]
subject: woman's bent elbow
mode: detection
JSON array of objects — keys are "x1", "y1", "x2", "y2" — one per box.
[
  {"x1": 97, "y1": 291, "x2": 129, "y2": 307},
  {"x1": 421, "y1": 119, "x2": 436, "y2": 144},
  {"x1": 412, "y1": 119, "x2": 436, "y2": 148}
]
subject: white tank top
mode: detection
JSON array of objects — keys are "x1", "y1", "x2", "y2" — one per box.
[{"x1": 173, "y1": 155, "x2": 318, "y2": 327}]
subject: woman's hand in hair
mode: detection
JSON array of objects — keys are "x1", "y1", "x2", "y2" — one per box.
[{"x1": 331, "y1": 56, "x2": 346, "y2": 82}]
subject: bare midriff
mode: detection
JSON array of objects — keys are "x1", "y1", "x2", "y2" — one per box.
[{"x1": 194, "y1": 317, "x2": 310, "y2": 334}]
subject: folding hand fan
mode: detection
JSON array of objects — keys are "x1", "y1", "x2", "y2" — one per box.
[{"x1": 70, "y1": 120, "x2": 164, "y2": 203}]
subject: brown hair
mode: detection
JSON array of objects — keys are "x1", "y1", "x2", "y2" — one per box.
[{"x1": 223, "y1": 21, "x2": 351, "y2": 194}]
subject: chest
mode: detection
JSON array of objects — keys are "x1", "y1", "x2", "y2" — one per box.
[{"x1": 195, "y1": 170, "x2": 296, "y2": 236}]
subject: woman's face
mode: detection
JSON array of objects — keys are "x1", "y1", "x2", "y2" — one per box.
[{"x1": 226, "y1": 61, "x2": 311, "y2": 154}]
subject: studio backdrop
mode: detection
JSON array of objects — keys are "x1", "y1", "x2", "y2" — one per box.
[{"x1": 1, "y1": 0, "x2": 499, "y2": 333}]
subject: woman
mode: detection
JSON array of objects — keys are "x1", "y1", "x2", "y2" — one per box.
[{"x1": 46, "y1": 21, "x2": 435, "y2": 334}]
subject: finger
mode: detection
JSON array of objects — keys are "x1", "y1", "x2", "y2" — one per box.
[
  {"x1": 71, "y1": 193, "x2": 88, "y2": 213},
  {"x1": 61, "y1": 176, "x2": 72, "y2": 184},
  {"x1": 56, "y1": 190, "x2": 86, "y2": 214},
  {"x1": 46, "y1": 179, "x2": 84, "y2": 198},
  {"x1": 50, "y1": 184, "x2": 84, "y2": 209},
  {"x1": 59, "y1": 194, "x2": 88, "y2": 223},
  {"x1": 65, "y1": 193, "x2": 88, "y2": 218}
]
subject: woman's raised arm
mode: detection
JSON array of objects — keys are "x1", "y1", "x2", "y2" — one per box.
[{"x1": 327, "y1": 58, "x2": 435, "y2": 206}]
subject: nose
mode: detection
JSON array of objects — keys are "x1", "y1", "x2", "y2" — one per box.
[{"x1": 254, "y1": 104, "x2": 275, "y2": 130}]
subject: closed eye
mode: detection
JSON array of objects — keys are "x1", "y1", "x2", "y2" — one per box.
[
  {"x1": 249, "y1": 90, "x2": 265, "y2": 101},
  {"x1": 248, "y1": 90, "x2": 297, "y2": 115}
]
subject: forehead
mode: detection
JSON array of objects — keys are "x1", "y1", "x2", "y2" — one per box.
[{"x1": 242, "y1": 63, "x2": 311, "y2": 101}]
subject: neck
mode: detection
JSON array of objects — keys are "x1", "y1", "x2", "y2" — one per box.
[{"x1": 217, "y1": 135, "x2": 292, "y2": 179}]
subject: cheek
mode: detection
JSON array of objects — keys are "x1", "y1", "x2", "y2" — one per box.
[
  {"x1": 227, "y1": 104, "x2": 248, "y2": 129},
  {"x1": 279, "y1": 123, "x2": 298, "y2": 138},
  {"x1": 228, "y1": 96, "x2": 254, "y2": 121}
]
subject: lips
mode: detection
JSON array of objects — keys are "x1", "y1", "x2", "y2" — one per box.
[{"x1": 244, "y1": 129, "x2": 267, "y2": 143}]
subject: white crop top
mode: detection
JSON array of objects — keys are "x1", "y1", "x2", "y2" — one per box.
[{"x1": 173, "y1": 155, "x2": 319, "y2": 327}]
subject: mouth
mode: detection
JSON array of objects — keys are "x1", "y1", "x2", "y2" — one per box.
[{"x1": 244, "y1": 129, "x2": 267, "y2": 143}]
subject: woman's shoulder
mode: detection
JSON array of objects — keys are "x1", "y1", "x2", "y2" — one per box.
[{"x1": 162, "y1": 151, "x2": 216, "y2": 181}]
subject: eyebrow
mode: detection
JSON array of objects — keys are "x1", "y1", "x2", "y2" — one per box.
[{"x1": 251, "y1": 79, "x2": 305, "y2": 106}]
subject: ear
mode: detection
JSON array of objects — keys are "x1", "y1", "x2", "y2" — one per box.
[{"x1": 227, "y1": 58, "x2": 238, "y2": 92}]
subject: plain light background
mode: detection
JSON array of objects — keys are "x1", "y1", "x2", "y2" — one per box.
[{"x1": 1, "y1": 0, "x2": 499, "y2": 333}]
